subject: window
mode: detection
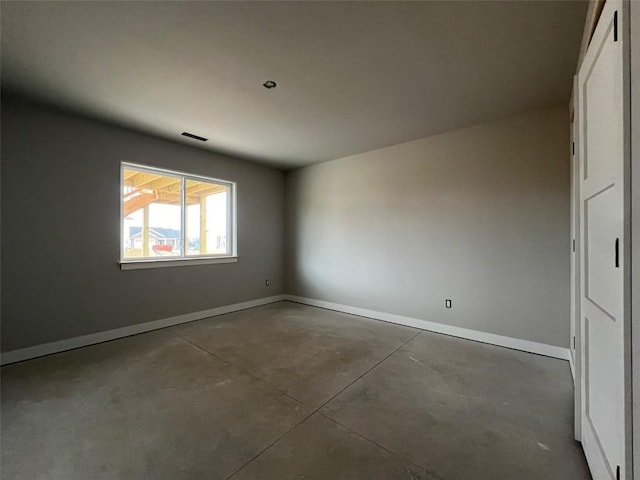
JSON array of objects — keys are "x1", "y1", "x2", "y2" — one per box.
[{"x1": 121, "y1": 163, "x2": 236, "y2": 269}]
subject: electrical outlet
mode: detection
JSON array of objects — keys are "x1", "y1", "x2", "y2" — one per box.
[
  {"x1": 445, "y1": 299, "x2": 452, "y2": 309},
  {"x1": 265, "y1": 279, "x2": 270, "y2": 287}
]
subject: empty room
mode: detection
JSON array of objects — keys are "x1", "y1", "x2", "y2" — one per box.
[{"x1": 1, "y1": 1, "x2": 638, "y2": 479}]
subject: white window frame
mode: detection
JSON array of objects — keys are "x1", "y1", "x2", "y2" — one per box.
[{"x1": 119, "y1": 162, "x2": 237, "y2": 270}]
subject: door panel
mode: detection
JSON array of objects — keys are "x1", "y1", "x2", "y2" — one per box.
[
  {"x1": 585, "y1": 185, "x2": 622, "y2": 318},
  {"x1": 578, "y1": 1, "x2": 625, "y2": 479},
  {"x1": 584, "y1": 312, "x2": 622, "y2": 471},
  {"x1": 583, "y1": 25, "x2": 623, "y2": 183}
]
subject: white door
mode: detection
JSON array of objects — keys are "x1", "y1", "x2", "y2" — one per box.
[{"x1": 578, "y1": 1, "x2": 626, "y2": 479}]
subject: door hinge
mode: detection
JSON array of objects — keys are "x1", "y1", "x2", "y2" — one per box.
[
  {"x1": 614, "y1": 11, "x2": 618, "y2": 42},
  {"x1": 572, "y1": 142, "x2": 575, "y2": 156},
  {"x1": 572, "y1": 239, "x2": 575, "y2": 252},
  {"x1": 616, "y1": 465, "x2": 620, "y2": 480},
  {"x1": 573, "y1": 336, "x2": 576, "y2": 350},
  {"x1": 615, "y1": 238, "x2": 620, "y2": 268}
]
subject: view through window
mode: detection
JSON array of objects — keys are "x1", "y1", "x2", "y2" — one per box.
[{"x1": 121, "y1": 164, "x2": 234, "y2": 261}]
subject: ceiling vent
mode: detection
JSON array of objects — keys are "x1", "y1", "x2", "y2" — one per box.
[{"x1": 181, "y1": 132, "x2": 208, "y2": 142}]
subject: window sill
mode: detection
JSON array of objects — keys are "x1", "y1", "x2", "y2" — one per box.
[{"x1": 120, "y1": 256, "x2": 238, "y2": 270}]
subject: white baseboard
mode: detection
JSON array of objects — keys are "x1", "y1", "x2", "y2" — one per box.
[
  {"x1": 2, "y1": 294, "x2": 572, "y2": 365},
  {"x1": 285, "y1": 295, "x2": 571, "y2": 361},
  {"x1": 1, "y1": 295, "x2": 286, "y2": 365}
]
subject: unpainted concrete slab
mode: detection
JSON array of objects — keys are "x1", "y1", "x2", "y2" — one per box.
[
  {"x1": 321, "y1": 330, "x2": 591, "y2": 480},
  {"x1": 1, "y1": 302, "x2": 589, "y2": 479},
  {"x1": 232, "y1": 413, "x2": 437, "y2": 480},
  {"x1": 175, "y1": 301, "x2": 419, "y2": 407},
  {"x1": 2, "y1": 332, "x2": 309, "y2": 479}
]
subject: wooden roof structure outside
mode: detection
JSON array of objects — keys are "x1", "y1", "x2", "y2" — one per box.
[{"x1": 123, "y1": 169, "x2": 227, "y2": 217}]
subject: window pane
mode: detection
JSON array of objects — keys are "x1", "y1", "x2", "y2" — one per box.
[
  {"x1": 122, "y1": 168, "x2": 183, "y2": 259},
  {"x1": 185, "y1": 179, "x2": 229, "y2": 256}
]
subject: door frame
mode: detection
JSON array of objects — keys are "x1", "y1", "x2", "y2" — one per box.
[
  {"x1": 621, "y1": 2, "x2": 633, "y2": 478},
  {"x1": 628, "y1": 2, "x2": 638, "y2": 478},
  {"x1": 570, "y1": 75, "x2": 582, "y2": 442}
]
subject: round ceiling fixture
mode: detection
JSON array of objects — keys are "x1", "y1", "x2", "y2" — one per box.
[{"x1": 263, "y1": 80, "x2": 277, "y2": 89}]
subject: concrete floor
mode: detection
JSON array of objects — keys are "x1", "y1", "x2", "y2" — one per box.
[{"x1": 1, "y1": 301, "x2": 590, "y2": 479}]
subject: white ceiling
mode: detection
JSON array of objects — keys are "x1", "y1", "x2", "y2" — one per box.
[{"x1": 1, "y1": 1, "x2": 587, "y2": 169}]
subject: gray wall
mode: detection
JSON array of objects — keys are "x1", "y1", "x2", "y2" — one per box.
[
  {"x1": 286, "y1": 107, "x2": 570, "y2": 348},
  {"x1": 1, "y1": 95, "x2": 285, "y2": 352}
]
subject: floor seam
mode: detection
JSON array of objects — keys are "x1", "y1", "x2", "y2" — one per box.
[
  {"x1": 284, "y1": 300, "x2": 423, "y2": 334},
  {"x1": 179, "y1": 336, "x2": 231, "y2": 365},
  {"x1": 317, "y1": 411, "x2": 445, "y2": 480},
  {"x1": 178, "y1": 335, "x2": 304, "y2": 405},
  {"x1": 224, "y1": 329, "x2": 422, "y2": 480}
]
